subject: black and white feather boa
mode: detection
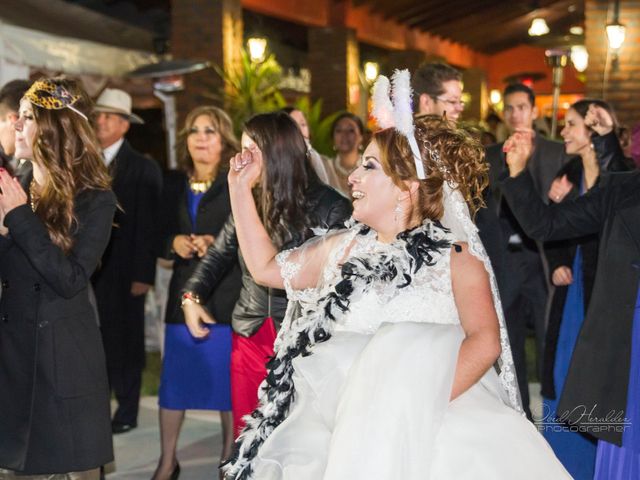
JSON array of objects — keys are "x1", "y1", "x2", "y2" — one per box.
[{"x1": 223, "y1": 219, "x2": 452, "y2": 480}]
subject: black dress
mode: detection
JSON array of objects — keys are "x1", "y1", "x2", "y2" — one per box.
[
  {"x1": 0, "y1": 189, "x2": 117, "y2": 474},
  {"x1": 157, "y1": 171, "x2": 242, "y2": 410}
]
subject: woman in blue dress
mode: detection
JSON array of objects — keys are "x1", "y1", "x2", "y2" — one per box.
[
  {"x1": 542, "y1": 99, "x2": 633, "y2": 479},
  {"x1": 152, "y1": 106, "x2": 242, "y2": 480}
]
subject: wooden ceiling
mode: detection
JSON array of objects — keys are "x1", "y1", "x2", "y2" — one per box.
[{"x1": 353, "y1": 0, "x2": 585, "y2": 53}]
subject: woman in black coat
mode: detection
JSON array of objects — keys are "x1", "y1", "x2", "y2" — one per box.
[
  {"x1": 153, "y1": 107, "x2": 242, "y2": 480},
  {"x1": 540, "y1": 100, "x2": 633, "y2": 478},
  {"x1": 181, "y1": 112, "x2": 352, "y2": 440},
  {"x1": 0, "y1": 78, "x2": 116, "y2": 477},
  {"x1": 502, "y1": 128, "x2": 640, "y2": 479}
]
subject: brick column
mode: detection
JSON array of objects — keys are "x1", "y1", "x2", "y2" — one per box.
[
  {"x1": 308, "y1": 26, "x2": 362, "y2": 117},
  {"x1": 171, "y1": 0, "x2": 243, "y2": 124},
  {"x1": 461, "y1": 68, "x2": 487, "y2": 122},
  {"x1": 585, "y1": 0, "x2": 640, "y2": 128}
]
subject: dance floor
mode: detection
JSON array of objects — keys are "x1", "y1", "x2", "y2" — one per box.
[
  {"x1": 107, "y1": 397, "x2": 224, "y2": 479},
  {"x1": 107, "y1": 385, "x2": 543, "y2": 479}
]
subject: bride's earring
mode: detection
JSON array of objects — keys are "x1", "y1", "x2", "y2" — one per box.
[{"x1": 394, "y1": 199, "x2": 403, "y2": 223}]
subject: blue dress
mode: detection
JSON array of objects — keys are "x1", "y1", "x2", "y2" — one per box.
[
  {"x1": 542, "y1": 179, "x2": 596, "y2": 479},
  {"x1": 158, "y1": 188, "x2": 232, "y2": 411},
  {"x1": 593, "y1": 285, "x2": 640, "y2": 479}
]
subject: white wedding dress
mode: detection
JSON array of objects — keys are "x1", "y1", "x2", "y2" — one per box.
[{"x1": 226, "y1": 188, "x2": 570, "y2": 480}]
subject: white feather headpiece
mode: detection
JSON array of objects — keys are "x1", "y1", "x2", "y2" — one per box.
[{"x1": 371, "y1": 69, "x2": 426, "y2": 179}]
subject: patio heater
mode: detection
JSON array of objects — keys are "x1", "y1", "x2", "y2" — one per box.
[
  {"x1": 545, "y1": 48, "x2": 569, "y2": 139},
  {"x1": 127, "y1": 59, "x2": 209, "y2": 169}
]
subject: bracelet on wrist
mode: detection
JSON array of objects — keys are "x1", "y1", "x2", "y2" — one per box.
[{"x1": 181, "y1": 291, "x2": 201, "y2": 307}]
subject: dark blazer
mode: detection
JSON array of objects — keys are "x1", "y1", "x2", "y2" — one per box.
[
  {"x1": 184, "y1": 182, "x2": 352, "y2": 337},
  {"x1": 486, "y1": 135, "x2": 569, "y2": 306},
  {"x1": 486, "y1": 135, "x2": 569, "y2": 209},
  {"x1": 0, "y1": 189, "x2": 116, "y2": 474},
  {"x1": 475, "y1": 188, "x2": 508, "y2": 297},
  {"x1": 92, "y1": 139, "x2": 163, "y2": 370},
  {"x1": 542, "y1": 133, "x2": 633, "y2": 399},
  {"x1": 159, "y1": 170, "x2": 241, "y2": 324},
  {"x1": 500, "y1": 169, "x2": 640, "y2": 445}
]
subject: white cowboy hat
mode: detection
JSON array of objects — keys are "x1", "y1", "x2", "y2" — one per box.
[{"x1": 94, "y1": 88, "x2": 144, "y2": 124}]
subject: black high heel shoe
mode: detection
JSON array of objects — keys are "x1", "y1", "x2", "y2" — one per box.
[{"x1": 169, "y1": 462, "x2": 180, "y2": 480}]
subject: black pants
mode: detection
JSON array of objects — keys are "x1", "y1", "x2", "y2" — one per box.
[
  {"x1": 502, "y1": 247, "x2": 549, "y2": 418},
  {"x1": 108, "y1": 365, "x2": 142, "y2": 425}
]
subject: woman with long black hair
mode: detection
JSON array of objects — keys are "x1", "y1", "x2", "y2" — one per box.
[
  {"x1": 541, "y1": 99, "x2": 633, "y2": 479},
  {"x1": 181, "y1": 112, "x2": 351, "y2": 441}
]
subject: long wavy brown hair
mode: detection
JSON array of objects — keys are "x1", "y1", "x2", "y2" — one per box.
[
  {"x1": 176, "y1": 105, "x2": 239, "y2": 175},
  {"x1": 373, "y1": 115, "x2": 488, "y2": 223},
  {"x1": 30, "y1": 77, "x2": 111, "y2": 253},
  {"x1": 243, "y1": 112, "x2": 319, "y2": 248}
]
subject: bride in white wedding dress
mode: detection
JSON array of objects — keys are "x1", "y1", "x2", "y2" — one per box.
[{"x1": 207, "y1": 73, "x2": 571, "y2": 480}]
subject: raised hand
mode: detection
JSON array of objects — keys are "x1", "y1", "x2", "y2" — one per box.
[
  {"x1": 584, "y1": 104, "x2": 614, "y2": 137},
  {"x1": 503, "y1": 129, "x2": 534, "y2": 177},
  {"x1": 548, "y1": 175, "x2": 574, "y2": 203},
  {"x1": 228, "y1": 146, "x2": 263, "y2": 192}
]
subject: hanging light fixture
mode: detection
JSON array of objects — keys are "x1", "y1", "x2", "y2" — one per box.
[
  {"x1": 489, "y1": 89, "x2": 502, "y2": 105},
  {"x1": 247, "y1": 37, "x2": 267, "y2": 63},
  {"x1": 570, "y1": 46, "x2": 589, "y2": 72},
  {"x1": 364, "y1": 62, "x2": 379, "y2": 83},
  {"x1": 606, "y1": 0, "x2": 626, "y2": 51},
  {"x1": 569, "y1": 25, "x2": 584, "y2": 35},
  {"x1": 528, "y1": 17, "x2": 550, "y2": 36},
  {"x1": 606, "y1": 24, "x2": 626, "y2": 50}
]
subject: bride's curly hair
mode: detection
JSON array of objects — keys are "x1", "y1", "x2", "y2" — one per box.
[{"x1": 374, "y1": 115, "x2": 488, "y2": 222}]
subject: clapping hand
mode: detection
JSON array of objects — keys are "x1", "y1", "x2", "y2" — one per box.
[
  {"x1": 584, "y1": 104, "x2": 614, "y2": 137},
  {"x1": 0, "y1": 168, "x2": 28, "y2": 218},
  {"x1": 503, "y1": 129, "x2": 534, "y2": 177}
]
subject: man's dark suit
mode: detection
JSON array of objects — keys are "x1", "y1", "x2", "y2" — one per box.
[
  {"x1": 92, "y1": 139, "x2": 162, "y2": 427},
  {"x1": 501, "y1": 169, "x2": 640, "y2": 446},
  {"x1": 485, "y1": 135, "x2": 569, "y2": 415}
]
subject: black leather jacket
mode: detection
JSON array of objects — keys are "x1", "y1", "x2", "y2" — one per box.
[
  {"x1": 593, "y1": 130, "x2": 635, "y2": 172},
  {"x1": 183, "y1": 182, "x2": 352, "y2": 337}
]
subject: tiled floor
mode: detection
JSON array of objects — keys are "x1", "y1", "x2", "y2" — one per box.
[{"x1": 107, "y1": 398, "x2": 224, "y2": 480}]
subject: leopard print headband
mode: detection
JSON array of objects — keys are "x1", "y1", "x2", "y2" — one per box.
[{"x1": 24, "y1": 79, "x2": 88, "y2": 121}]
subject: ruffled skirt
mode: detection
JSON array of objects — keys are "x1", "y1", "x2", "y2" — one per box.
[{"x1": 251, "y1": 322, "x2": 570, "y2": 479}]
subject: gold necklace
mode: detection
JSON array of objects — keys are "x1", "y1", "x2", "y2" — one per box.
[
  {"x1": 189, "y1": 176, "x2": 214, "y2": 194},
  {"x1": 29, "y1": 179, "x2": 40, "y2": 212}
]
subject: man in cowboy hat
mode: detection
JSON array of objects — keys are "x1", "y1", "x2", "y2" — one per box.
[{"x1": 91, "y1": 88, "x2": 162, "y2": 434}]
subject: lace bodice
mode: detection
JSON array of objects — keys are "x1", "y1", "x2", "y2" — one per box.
[
  {"x1": 277, "y1": 224, "x2": 459, "y2": 336},
  {"x1": 333, "y1": 236, "x2": 459, "y2": 334}
]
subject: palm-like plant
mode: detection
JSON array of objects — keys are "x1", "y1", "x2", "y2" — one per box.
[
  {"x1": 212, "y1": 49, "x2": 286, "y2": 132},
  {"x1": 293, "y1": 97, "x2": 341, "y2": 157}
]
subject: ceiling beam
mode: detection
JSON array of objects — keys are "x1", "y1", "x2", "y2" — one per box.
[{"x1": 405, "y1": 0, "x2": 498, "y2": 30}]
